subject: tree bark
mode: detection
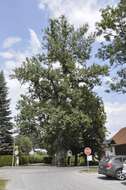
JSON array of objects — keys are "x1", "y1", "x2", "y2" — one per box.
[{"x1": 74, "y1": 154, "x2": 78, "y2": 166}]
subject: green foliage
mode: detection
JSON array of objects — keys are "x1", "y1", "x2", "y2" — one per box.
[
  {"x1": 19, "y1": 154, "x2": 51, "y2": 165},
  {"x1": 16, "y1": 135, "x2": 32, "y2": 155},
  {"x1": 43, "y1": 156, "x2": 52, "y2": 164},
  {"x1": 12, "y1": 16, "x2": 107, "y2": 162},
  {"x1": 19, "y1": 155, "x2": 29, "y2": 165},
  {"x1": 0, "y1": 155, "x2": 12, "y2": 167},
  {"x1": 0, "y1": 71, "x2": 13, "y2": 155},
  {"x1": 79, "y1": 156, "x2": 85, "y2": 166},
  {"x1": 0, "y1": 179, "x2": 7, "y2": 190},
  {"x1": 29, "y1": 154, "x2": 45, "y2": 164},
  {"x1": 97, "y1": 0, "x2": 126, "y2": 93}
]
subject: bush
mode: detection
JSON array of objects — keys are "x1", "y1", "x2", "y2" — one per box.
[
  {"x1": 90, "y1": 160, "x2": 99, "y2": 166},
  {"x1": 43, "y1": 156, "x2": 52, "y2": 164},
  {"x1": 19, "y1": 155, "x2": 29, "y2": 165},
  {"x1": 0, "y1": 155, "x2": 12, "y2": 167},
  {"x1": 29, "y1": 154, "x2": 44, "y2": 164},
  {"x1": 78, "y1": 156, "x2": 85, "y2": 166},
  {"x1": 19, "y1": 154, "x2": 47, "y2": 165}
]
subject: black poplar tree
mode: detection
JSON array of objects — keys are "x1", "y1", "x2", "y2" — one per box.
[{"x1": 13, "y1": 16, "x2": 108, "y2": 164}]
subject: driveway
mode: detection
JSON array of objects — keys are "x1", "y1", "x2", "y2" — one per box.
[{"x1": 0, "y1": 166, "x2": 126, "y2": 190}]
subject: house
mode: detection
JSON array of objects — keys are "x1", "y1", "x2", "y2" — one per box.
[{"x1": 105, "y1": 127, "x2": 126, "y2": 156}]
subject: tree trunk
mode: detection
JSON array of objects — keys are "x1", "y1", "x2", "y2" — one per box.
[
  {"x1": 74, "y1": 154, "x2": 78, "y2": 166},
  {"x1": 56, "y1": 150, "x2": 66, "y2": 166},
  {"x1": 67, "y1": 156, "x2": 71, "y2": 166}
]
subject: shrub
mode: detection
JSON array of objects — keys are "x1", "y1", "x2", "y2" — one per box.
[
  {"x1": 0, "y1": 155, "x2": 12, "y2": 167},
  {"x1": 90, "y1": 160, "x2": 99, "y2": 166},
  {"x1": 43, "y1": 156, "x2": 52, "y2": 164},
  {"x1": 18, "y1": 154, "x2": 52, "y2": 165},
  {"x1": 19, "y1": 155, "x2": 29, "y2": 165},
  {"x1": 29, "y1": 154, "x2": 44, "y2": 164},
  {"x1": 79, "y1": 156, "x2": 85, "y2": 166},
  {"x1": 19, "y1": 154, "x2": 46, "y2": 165}
]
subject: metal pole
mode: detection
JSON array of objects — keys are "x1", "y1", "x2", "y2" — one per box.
[
  {"x1": 12, "y1": 137, "x2": 15, "y2": 167},
  {"x1": 87, "y1": 156, "x2": 89, "y2": 172}
]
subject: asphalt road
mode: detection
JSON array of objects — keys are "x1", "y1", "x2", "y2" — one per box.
[{"x1": 0, "y1": 166, "x2": 126, "y2": 190}]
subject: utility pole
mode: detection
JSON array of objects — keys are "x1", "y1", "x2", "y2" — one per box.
[{"x1": 8, "y1": 127, "x2": 19, "y2": 167}]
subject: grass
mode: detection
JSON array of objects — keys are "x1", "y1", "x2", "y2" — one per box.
[
  {"x1": 80, "y1": 166, "x2": 98, "y2": 173},
  {"x1": 0, "y1": 179, "x2": 7, "y2": 190}
]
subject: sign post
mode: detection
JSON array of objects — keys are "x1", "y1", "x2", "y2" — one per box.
[{"x1": 84, "y1": 147, "x2": 92, "y2": 171}]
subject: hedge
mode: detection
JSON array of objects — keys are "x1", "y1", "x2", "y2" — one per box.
[
  {"x1": 0, "y1": 155, "x2": 12, "y2": 167},
  {"x1": 0, "y1": 154, "x2": 52, "y2": 166},
  {"x1": 19, "y1": 154, "x2": 52, "y2": 165},
  {"x1": 29, "y1": 154, "x2": 44, "y2": 164},
  {"x1": 43, "y1": 156, "x2": 52, "y2": 164},
  {"x1": 19, "y1": 155, "x2": 29, "y2": 165}
]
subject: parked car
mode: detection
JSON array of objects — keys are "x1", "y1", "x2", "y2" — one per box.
[{"x1": 98, "y1": 155, "x2": 126, "y2": 180}]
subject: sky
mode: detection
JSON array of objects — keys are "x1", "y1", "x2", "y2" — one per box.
[{"x1": 0, "y1": 0, "x2": 125, "y2": 138}]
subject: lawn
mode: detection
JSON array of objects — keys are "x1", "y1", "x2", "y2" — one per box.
[{"x1": 0, "y1": 179, "x2": 7, "y2": 190}]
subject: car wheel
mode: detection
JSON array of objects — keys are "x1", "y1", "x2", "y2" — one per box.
[
  {"x1": 115, "y1": 169, "x2": 123, "y2": 180},
  {"x1": 119, "y1": 174, "x2": 126, "y2": 181}
]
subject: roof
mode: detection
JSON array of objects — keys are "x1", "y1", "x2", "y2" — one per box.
[{"x1": 112, "y1": 127, "x2": 126, "y2": 145}]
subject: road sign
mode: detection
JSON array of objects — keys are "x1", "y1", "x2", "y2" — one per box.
[
  {"x1": 67, "y1": 150, "x2": 72, "y2": 157},
  {"x1": 84, "y1": 147, "x2": 92, "y2": 156},
  {"x1": 87, "y1": 155, "x2": 92, "y2": 161}
]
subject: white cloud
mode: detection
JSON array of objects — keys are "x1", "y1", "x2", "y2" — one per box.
[
  {"x1": 29, "y1": 29, "x2": 41, "y2": 55},
  {"x1": 1, "y1": 29, "x2": 41, "y2": 68},
  {"x1": 3, "y1": 37, "x2": 21, "y2": 49},
  {"x1": 38, "y1": 0, "x2": 118, "y2": 31},
  {"x1": 4, "y1": 60, "x2": 16, "y2": 72},
  {"x1": 1, "y1": 29, "x2": 41, "y2": 118},
  {"x1": 0, "y1": 51, "x2": 15, "y2": 59},
  {"x1": 105, "y1": 102, "x2": 126, "y2": 137},
  {"x1": 6, "y1": 77, "x2": 27, "y2": 117}
]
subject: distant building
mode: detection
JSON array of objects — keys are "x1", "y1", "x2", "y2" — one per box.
[
  {"x1": 34, "y1": 148, "x2": 47, "y2": 154},
  {"x1": 29, "y1": 148, "x2": 47, "y2": 154},
  {"x1": 105, "y1": 127, "x2": 126, "y2": 156}
]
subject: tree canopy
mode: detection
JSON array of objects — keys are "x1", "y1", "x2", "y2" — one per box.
[
  {"x1": 97, "y1": 0, "x2": 126, "y2": 93},
  {"x1": 16, "y1": 135, "x2": 32, "y2": 155},
  {"x1": 13, "y1": 16, "x2": 108, "y2": 163}
]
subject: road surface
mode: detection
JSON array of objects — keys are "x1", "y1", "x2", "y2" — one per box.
[{"x1": 0, "y1": 166, "x2": 126, "y2": 190}]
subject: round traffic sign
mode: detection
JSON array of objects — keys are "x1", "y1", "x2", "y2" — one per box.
[{"x1": 84, "y1": 147, "x2": 92, "y2": 156}]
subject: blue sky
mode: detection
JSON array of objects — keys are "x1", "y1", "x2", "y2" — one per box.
[
  {"x1": 0, "y1": 0, "x2": 47, "y2": 41},
  {"x1": 0, "y1": 0, "x2": 125, "y2": 137}
]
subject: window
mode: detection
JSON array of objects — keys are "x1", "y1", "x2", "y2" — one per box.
[
  {"x1": 114, "y1": 157, "x2": 122, "y2": 163},
  {"x1": 123, "y1": 157, "x2": 126, "y2": 163}
]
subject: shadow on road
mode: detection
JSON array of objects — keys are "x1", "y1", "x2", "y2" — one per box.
[
  {"x1": 98, "y1": 176, "x2": 117, "y2": 181},
  {"x1": 121, "y1": 181, "x2": 126, "y2": 186},
  {"x1": 98, "y1": 176, "x2": 126, "y2": 186}
]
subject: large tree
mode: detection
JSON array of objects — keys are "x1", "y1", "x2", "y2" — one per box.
[
  {"x1": 0, "y1": 71, "x2": 13, "y2": 155},
  {"x1": 97, "y1": 0, "x2": 126, "y2": 93},
  {"x1": 13, "y1": 16, "x2": 108, "y2": 164}
]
